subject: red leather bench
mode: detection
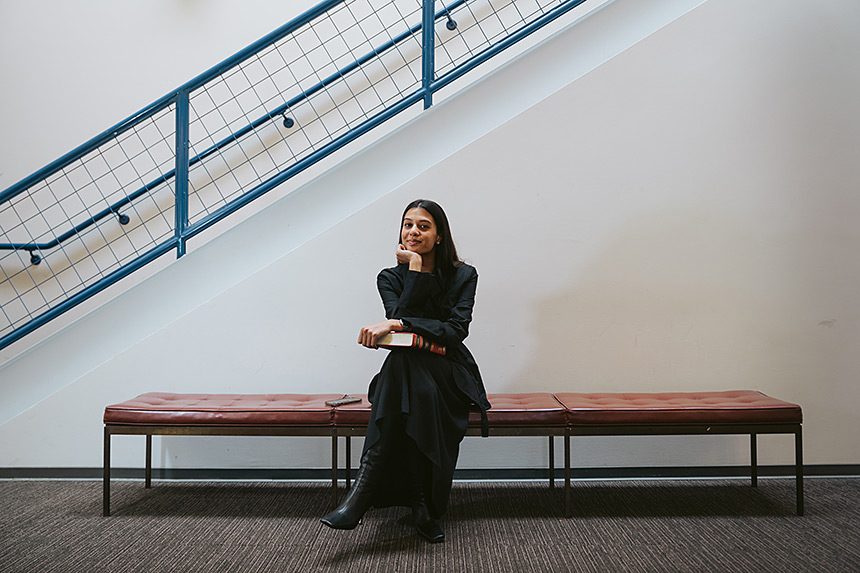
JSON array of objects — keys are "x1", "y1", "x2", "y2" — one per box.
[
  {"x1": 102, "y1": 392, "x2": 568, "y2": 516},
  {"x1": 554, "y1": 391, "x2": 804, "y2": 515},
  {"x1": 103, "y1": 390, "x2": 803, "y2": 517},
  {"x1": 102, "y1": 393, "x2": 344, "y2": 516}
]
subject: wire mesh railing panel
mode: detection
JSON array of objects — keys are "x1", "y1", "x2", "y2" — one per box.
[
  {"x1": 434, "y1": 0, "x2": 567, "y2": 78},
  {"x1": 0, "y1": 105, "x2": 177, "y2": 338},
  {"x1": 185, "y1": 0, "x2": 424, "y2": 224}
]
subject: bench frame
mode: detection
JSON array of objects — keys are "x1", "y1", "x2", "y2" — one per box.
[
  {"x1": 103, "y1": 425, "x2": 338, "y2": 516},
  {"x1": 333, "y1": 423, "x2": 804, "y2": 518},
  {"x1": 102, "y1": 424, "x2": 568, "y2": 516},
  {"x1": 568, "y1": 423, "x2": 804, "y2": 516},
  {"x1": 103, "y1": 412, "x2": 804, "y2": 518},
  {"x1": 334, "y1": 426, "x2": 570, "y2": 506}
]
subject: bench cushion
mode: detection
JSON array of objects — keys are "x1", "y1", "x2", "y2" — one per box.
[
  {"x1": 332, "y1": 393, "x2": 567, "y2": 427},
  {"x1": 331, "y1": 394, "x2": 372, "y2": 426},
  {"x1": 554, "y1": 390, "x2": 802, "y2": 426},
  {"x1": 468, "y1": 393, "x2": 566, "y2": 427},
  {"x1": 104, "y1": 393, "x2": 342, "y2": 426},
  {"x1": 104, "y1": 391, "x2": 802, "y2": 428}
]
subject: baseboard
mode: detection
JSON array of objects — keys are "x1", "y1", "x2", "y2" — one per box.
[{"x1": 1, "y1": 464, "x2": 857, "y2": 481}]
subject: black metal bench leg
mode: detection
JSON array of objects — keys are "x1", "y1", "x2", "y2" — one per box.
[
  {"x1": 103, "y1": 427, "x2": 111, "y2": 517},
  {"x1": 549, "y1": 436, "x2": 555, "y2": 489},
  {"x1": 346, "y1": 436, "x2": 352, "y2": 489},
  {"x1": 796, "y1": 427, "x2": 804, "y2": 516},
  {"x1": 145, "y1": 435, "x2": 152, "y2": 489},
  {"x1": 331, "y1": 433, "x2": 338, "y2": 507},
  {"x1": 564, "y1": 430, "x2": 571, "y2": 518},
  {"x1": 750, "y1": 433, "x2": 758, "y2": 488}
]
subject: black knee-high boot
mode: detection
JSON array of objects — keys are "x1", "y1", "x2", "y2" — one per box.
[
  {"x1": 409, "y1": 447, "x2": 444, "y2": 543},
  {"x1": 321, "y1": 442, "x2": 384, "y2": 530}
]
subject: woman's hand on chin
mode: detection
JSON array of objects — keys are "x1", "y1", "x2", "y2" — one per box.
[
  {"x1": 396, "y1": 245, "x2": 422, "y2": 271},
  {"x1": 358, "y1": 319, "x2": 403, "y2": 348}
]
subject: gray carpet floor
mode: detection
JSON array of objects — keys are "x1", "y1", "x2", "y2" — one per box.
[{"x1": 1, "y1": 478, "x2": 858, "y2": 572}]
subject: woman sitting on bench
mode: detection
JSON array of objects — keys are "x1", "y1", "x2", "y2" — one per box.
[{"x1": 321, "y1": 199, "x2": 491, "y2": 542}]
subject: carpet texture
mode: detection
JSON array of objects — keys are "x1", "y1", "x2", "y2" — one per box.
[{"x1": 1, "y1": 478, "x2": 858, "y2": 572}]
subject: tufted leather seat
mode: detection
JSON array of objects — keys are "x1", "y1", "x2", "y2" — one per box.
[
  {"x1": 469, "y1": 393, "x2": 566, "y2": 427},
  {"x1": 104, "y1": 391, "x2": 801, "y2": 428},
  {"x1": 329, "y1": 393, "x2": 566, "y2": 427},
  {"x1": 555, "y1": 390, "x2": 803, "y2": 426},
  {"x1": 103, "y1": 392, "x2": 343, "y2": 426},
  {"x1": 331, "y1": 394, "x2": 372, "y2": 426}
]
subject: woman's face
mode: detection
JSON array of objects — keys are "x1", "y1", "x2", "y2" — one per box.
[{"x1": 401, "y1": 207, "x2": 441, "y2": 256}]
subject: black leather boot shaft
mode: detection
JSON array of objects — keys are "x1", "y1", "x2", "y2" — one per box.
[
  {"x1": 409, "y1": 447, "x2": 445, "y2": 543},
  {"x1": 320, "y1": 446, "x2": 383, "y2": 530}
]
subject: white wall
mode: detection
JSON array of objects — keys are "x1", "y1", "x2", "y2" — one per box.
[{"x1": 1, "y1": 0, "x2": 858, "y2": 473}]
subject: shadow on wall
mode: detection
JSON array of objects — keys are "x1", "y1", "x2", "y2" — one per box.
[{"x1": 508, "y1": 207, "x2": 833, "y2": 394}]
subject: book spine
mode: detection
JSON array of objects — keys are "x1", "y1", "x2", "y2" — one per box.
[{"x1": 413, "y1": 334, "x2": 445, "y2": 356}]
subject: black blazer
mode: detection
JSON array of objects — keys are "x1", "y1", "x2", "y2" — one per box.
[{"x1": 377, "y1": 262, "x2": 492, "y2": 431}]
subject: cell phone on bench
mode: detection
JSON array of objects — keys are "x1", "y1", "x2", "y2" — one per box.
[{"x1": 325, "y1": 395, "x2": 363, "y2": 407}]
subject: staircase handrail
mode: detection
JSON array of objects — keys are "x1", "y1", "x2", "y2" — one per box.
[{"x1": 0, "y1": 0, "x2": 590, "y2": 351}]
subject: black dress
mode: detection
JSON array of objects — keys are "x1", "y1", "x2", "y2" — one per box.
[{"x1": 364, "y1": 262, "x2": 491, "y2": 517}]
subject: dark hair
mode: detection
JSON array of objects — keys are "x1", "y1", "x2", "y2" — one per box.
[{"x1": 400, "y1": 199, "x2": 463, "y2": 280}]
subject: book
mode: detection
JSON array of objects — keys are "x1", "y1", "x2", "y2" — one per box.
[{"x1": 377, "y1": 332, "x2": 446, "y2": 356}]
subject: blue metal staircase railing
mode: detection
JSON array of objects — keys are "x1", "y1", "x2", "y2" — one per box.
[{"x1": 0, "y1": 0, "x2": 590, "y2": 350}]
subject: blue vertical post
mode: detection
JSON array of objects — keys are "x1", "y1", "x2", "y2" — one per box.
[
  {"x1": 174, "y1": 90, "x2": 190, "y2": 258},
  {"x1": 422, "y1": 0, "x2": 435, "y2": 109}
]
